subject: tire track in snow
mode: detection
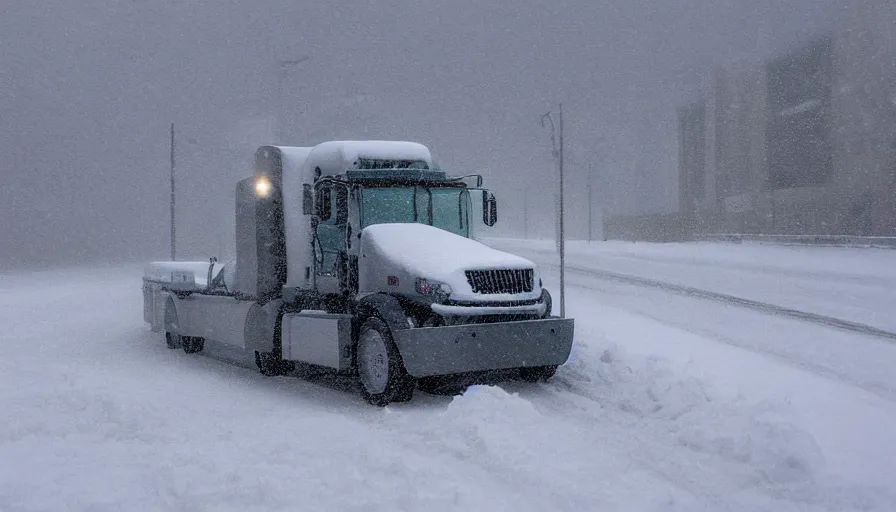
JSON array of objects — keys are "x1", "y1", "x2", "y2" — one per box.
[
  {"x1": 552, "y1": 266, "x2": 896, "y2": 403},
  {"x1": 565, "y1": 265, "x2": 896, "y2": 344},
  {"x1": 568, "y1": 280, "x2": 896, "y2": 404}
]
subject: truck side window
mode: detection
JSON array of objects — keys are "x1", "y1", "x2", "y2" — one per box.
[
  {"x1": 318, "y1": 187, "x2": 332, "y2": 221},
  {"x1": 335, "y1": 186, "x2": 348, "y2": 225},
  {"x1": 315, "y1": 183, "x2": 347, "y2": 280}
]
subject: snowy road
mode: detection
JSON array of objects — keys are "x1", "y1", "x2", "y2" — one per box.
[
  {"x1": 491, "y1": 240, "x2": 896, "y2": 487},
  {"x1": 2, "y1": 242, "x2": 896, "y2": 511},
  {"x1": 491, "y1": 239, "x2": 896, "y2": 333},
  {"x1": 490, "y1": 239, "x2": 896, "y2": 400},
  {"x1": 568, "y1": 265, "x2": 896, "y2": 342}
]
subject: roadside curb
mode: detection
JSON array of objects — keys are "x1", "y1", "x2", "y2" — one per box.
[{"x1": 698, "y1": 234, "x2": 896, "y2": 249}]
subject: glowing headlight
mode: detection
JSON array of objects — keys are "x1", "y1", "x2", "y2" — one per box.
[
  {"x1": 255, "y1": 177, "x2": 272, "y2": 197},
  {"x1": 415, "y1": 278, "x2": 451, "y2": 298}
]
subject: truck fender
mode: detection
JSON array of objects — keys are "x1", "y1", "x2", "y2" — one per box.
[
  {"x1": 163, "y1": 293, "x2": 180, "y2": 334},
  {"x1": 244, "y1": 300, "x2": 283, "y2": 353},
  {"x1": 355, "y1": 293, "x2": 413, "y2": 381},
  {"x1": 357, "y1": 293, "x2": 410, "y2": 336}
]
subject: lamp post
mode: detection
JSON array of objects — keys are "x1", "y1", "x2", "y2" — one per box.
[
  {"x1": 540, "y1": 104, "x2": 566, "y2": 319},
  {"x1": 170, "y1": 123, "x2": 176, "y2": 260},
  {"x1": 277, "y1": 56, "x2": 310, "y2": 142}
]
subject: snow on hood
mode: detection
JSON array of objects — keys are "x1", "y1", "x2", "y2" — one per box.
[{"x1": 360, "y1": 223, "x2": 538, "y2": 299}]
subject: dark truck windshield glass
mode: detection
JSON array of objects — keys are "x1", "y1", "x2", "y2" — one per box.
[{"x1": 361, "y1": 187, "x2": 469, "y2": 237}]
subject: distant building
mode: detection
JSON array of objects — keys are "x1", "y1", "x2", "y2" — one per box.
[{"x1": 678, "y1": 0, "x2": 896, "y2": 236}]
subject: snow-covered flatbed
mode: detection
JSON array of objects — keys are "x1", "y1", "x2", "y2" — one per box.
[
  {"x1": 143, "y1": 261, "x2": 227, "y2": 290},
  {"x1": 2, "y1": 242, "x2": 895, "y2": 511}
]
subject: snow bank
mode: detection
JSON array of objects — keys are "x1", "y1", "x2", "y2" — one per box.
[
  {"x1": 559, "y1": 344, "x2": 824, "y2": 486},
  {"x1": 396, "y1": 342, "x2": 862, "y2": 511},
  {"x1": 677, "y1": 404, "x2": 824, "y2": 487},
  {"x1": 440, "y1": 386, "x2": 544, "y2": 468}
]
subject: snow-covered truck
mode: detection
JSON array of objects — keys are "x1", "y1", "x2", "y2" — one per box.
[{"x1": 143, "y1": 141, "x2": 574, "y2": 405}]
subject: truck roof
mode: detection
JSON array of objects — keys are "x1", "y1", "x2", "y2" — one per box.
[
  {"x1": 271, "y1": 146, "x2": 314, "y2": 177},
  {"x1": 306, "y1": 141, "x2": 432, "y2": 179}
]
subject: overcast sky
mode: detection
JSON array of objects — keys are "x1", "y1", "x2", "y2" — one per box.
[{"x1": 0, "y1": 0, "x2": 843, "y2": 267}]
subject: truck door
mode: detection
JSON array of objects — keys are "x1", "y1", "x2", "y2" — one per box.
[{"x1": 314, "y1": 181, "x2": 349, "y2": 294}]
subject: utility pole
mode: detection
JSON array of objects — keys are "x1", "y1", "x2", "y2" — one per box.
[
  {"x1": 540, "y1": 104, "x2": 566, "y2": 319},
  {"x1": 170, "y1": 122, "x2": 176, "y2": 261}
]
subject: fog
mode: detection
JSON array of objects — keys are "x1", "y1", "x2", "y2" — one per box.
[{"x1": 0, "y1": 0, "x2": 844, "y2": 267}]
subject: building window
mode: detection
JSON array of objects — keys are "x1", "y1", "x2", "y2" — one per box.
[{"x1": 766, "y1": 36, "x2": 833, "y2": 189}]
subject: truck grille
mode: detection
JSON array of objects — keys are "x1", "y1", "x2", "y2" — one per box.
[{"x1": 465, "y1": 269, "x2": 534, "y2": 294}]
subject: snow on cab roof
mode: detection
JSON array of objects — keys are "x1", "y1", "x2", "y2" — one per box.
[
  {"x1": 306, "y1": 141, "x2": 432, "y2": 177},
  {"x1": 272, "y1": 146, "x2": 314, "y2": 174},
  {"x1": 274, "y1": 145, "x2": 313, "y2": 160}
]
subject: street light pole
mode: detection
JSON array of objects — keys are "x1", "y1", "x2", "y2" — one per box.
[
  {"x1": 170, "y1": 122, "x2": 176, "y2": 261},
  {"x1": 540, "y1": 104, "x2": 566, "y2": 319},
  {"x1": 558, "y1": 103, "x2": 565, "y2": 319}
]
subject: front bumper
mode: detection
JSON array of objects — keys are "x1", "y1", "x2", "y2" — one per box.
[
  {"x1": 392, "y1": 317, "x2": 574, "y2": 378},
  {"x1": 431, "y1": 302, "x2": 546, "y2": 316}
]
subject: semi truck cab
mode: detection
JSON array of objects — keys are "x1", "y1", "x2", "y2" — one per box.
[{"x1": 144, "y1": 141, "x2": 574, "y2": 405}]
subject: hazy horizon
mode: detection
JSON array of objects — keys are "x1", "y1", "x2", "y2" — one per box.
[{"x1": 1, "y1": 0, "x2": 843, "y2": 267}]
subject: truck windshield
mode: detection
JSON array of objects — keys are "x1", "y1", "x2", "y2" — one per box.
[{"x1": 361, "y1": 186, "x2": 470, "y2": 237}]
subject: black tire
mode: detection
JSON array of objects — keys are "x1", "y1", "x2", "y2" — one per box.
[
  {"x1": 183, "y1": 336, "x2": 205, "y2": 354},
  {"x1": 357, "y1": 317, "x2": 415, "y2": 406},
  {"x1": 519, "y1": 365, "x2": 558, "y2": 383},
  {"x1": 255, "y1": 350, "x2": 294, "y2": 376},
  {"x1": 165, "y1": 331, "x2": 180, "y2": 350}
]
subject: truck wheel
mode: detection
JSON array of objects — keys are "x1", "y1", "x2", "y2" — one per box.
[
  {"x1": 519, "y1": 365, "x2": 558, "y2": 383},
  {"x1": 357, "y1": 317, "x2": 415, "y2": 406},
  {"x1": 165, "y1": 332, "x2": 181, "y2": 349},
  {"x1": 183, "y1": 336, "x2": 204, "y2": 354}
]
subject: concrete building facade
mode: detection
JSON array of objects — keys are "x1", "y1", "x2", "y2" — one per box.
[{"x1": 679, "y1": 0, "x2": 896, "y2": 236}]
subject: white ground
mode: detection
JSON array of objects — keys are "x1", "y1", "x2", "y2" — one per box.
[{"x1": 2, "y1": 240, "x2": 895, "y2": 511}]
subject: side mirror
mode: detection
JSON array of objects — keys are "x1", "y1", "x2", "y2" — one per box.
[
  {"x1": 302, "y1": 184, "x2": 313, "y2": 215},
  {"x1": 482, "y1": 191, "x2": 497, "y2": 227},
  {"x1": 206, "y1": 257, "x2": 218, "y2": 291}
]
